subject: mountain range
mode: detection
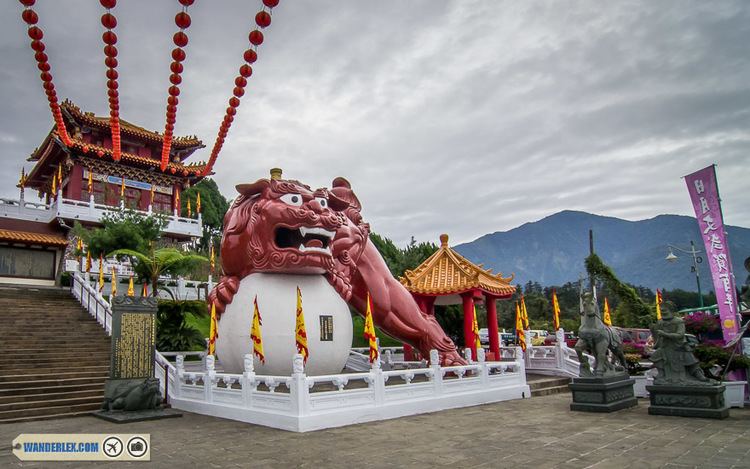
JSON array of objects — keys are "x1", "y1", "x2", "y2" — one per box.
[{"x1": 454, "y1": 211, "x2": 750, "y2": 292}]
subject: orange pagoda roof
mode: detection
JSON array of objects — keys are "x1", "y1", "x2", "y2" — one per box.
[
  {"x1": 400, "y1": 234, "x2": 515, "y2": 297},
  {"x1": 0, "y1": 229, "x2": 68, "y2": 247}
]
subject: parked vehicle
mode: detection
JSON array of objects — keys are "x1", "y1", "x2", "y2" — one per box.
[
  {"x1": 544, "y1": 332, "x2": 578, "y2": 348},
  {"x1": 478, "y1": 328, "x2": 511, "y2": 345},
  {"x1": 613, "y1": 327, "x2": 651, "y2": 345}
]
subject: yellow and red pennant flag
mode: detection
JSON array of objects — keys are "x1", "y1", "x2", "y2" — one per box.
[
  {"x1": 295, "y1": 286, "x2": 309, "y2": 363},
  {"x1": 250, "y1": 295, "x2": 265, "y2": 364},
  {"x1": 187, "y1": 199, "x2": 192, "y2": 218},
  {"x1": 472, "y1": 304, "x2": 481, "y2": 350},
  {"x1": 120, "y1": 176, "x2": 125, "y2": 198},
  {"x1": 149, "y1": 185, "x2": 155, "y2": 205},
  {"x1": 75, "y1": 238, "x2": 83, "y2": 261},
  {"x1": 141, "y1": 282, "x2": 149, "y2": 297},
  {"x1": 127, "y1": 275, "x2": 135, "y2": 297},
  {"x1": 51, "y1": 172, "x2": 56, "y2": 196},
  {"x1": 174, "y1": 188, "x2": 180, "y2": 212},
  {"x1": 208, "y1": 302, "x2": 218, "y2": 356},
  {"x1": 57, "y1": 164, "x2": 62, "y2": 183},
  {"x1": 603, "y1": 297, "x2": 612, "y2": 326},
  {"x1": 520, "y1": 295, "x2": 529, "y2": 330},
  {"x1": 363, "y1": 292, "x2": 379, "y2": 363},
  {"x1": 196, "y1": 192, "x2": 201, "y2": 213},
  {"x1": 111, "y1": 267, "x2": 118, "y2": 296},
  {"x1": 87, "y1": 170, "x2": 93, "y2": 193},
  {"x1": 552, "y1": 289, "x2": 561, "y2": 331},
  {"x1": 97, "y1": 255, "x2": 104, "y2": 293},
  {"x1": 209, "y1": 243, "x2": 216, "y2": 273},
  {"x1": 85, "y1": 251, "x2": 92, "y2": 273},
  {"x1": 515, "y1": 302, "x2": 526, "y2": 352},
  {"x1": 655, "y1": 289, "x2": 663, "y2": 320}
]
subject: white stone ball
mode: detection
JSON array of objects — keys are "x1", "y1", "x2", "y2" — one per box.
[{"x1": 215, "y1": 273, "x2": 353, "y2": 376}]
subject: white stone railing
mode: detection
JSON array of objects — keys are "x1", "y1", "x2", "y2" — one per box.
[
  {"x1": 168, "y1": 348, "x2": 529, "y2": 432},
  {"x1": 498, "y1": 330, "x2": 593, "y2": 378},
  {"x1": 71, "y1": 271, "x2": 113, "y2": 334},
  {"x1": 0, "y1": 192, "x2": 202, "y2": 238}
]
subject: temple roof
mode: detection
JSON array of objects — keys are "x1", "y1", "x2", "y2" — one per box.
[
  {"x1": 0, "y1": 229, "x2": 68, "y2": 247},
  {"x1": 400, "y1": 234, "x2": 515, "y2": 297},
  {"x1": 61, "y1": 100, "x2": 203, "y2": 152}
]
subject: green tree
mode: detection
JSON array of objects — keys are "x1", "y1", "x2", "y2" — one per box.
[
  {"x1": 585, "y1": 253, "x2": 654, "y2": 327},
  {"x1": 182, "y1": 178, "x2": 230, "y2": 250},
  {"x1": 73, "y1": 208, "x2": 167, "y2": 257},
  {"x1": 109, "y1": 247, "x2": 207, "y2": 297}
]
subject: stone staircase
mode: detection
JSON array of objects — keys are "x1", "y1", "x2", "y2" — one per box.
[
  {"x1": 0, "y1": 285, "x2": 110, "y2": 423},
  {"x1": 527, "y1": 374, "x2": 571, "y2": 397}
]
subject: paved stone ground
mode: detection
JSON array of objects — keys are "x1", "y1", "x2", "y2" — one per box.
[{"x1": 1, "y1": 394, "x2": 749, "y2": 468}]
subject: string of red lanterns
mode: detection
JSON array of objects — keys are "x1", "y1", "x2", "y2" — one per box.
[
  {"x1": 100, "y1": 0, "x2": 121, "y2": 161},
  {"x1": 18, "y1": 0, "x2": 73, "y2": 147},
  {"x1": 201, "y1": 0, "x2": 279, "y2": 176},
  {"x1": 160, "y1": 0, "x2": 195, "y2": 172}
]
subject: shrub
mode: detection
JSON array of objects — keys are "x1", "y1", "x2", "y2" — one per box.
[
  {"x1": 156, "y1": 300, "x2": 208, "y2": 352},
  {"x1": 624, "y1": 353, "x2": 647, "y2": 375},
  {"x1": 694, "y1": 343, "x2": 750, "y2": 379},
  {"x1": 684, "y1": 311, "x2": 720, "y2": 336}
]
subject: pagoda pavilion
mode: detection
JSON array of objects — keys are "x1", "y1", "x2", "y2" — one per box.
[
  {"x1": 400, "y1": 234, "x2": 515, "y2": 361},
  {"x1": 0, "y1": 100, "x2": 206, "y2": 285}
]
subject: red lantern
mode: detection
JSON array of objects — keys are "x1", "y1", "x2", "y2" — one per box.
[
  {"x1": 100, "y1": 0, "x2": 116, "y2": 8},
  {"x1": 229, "y1": 97, "x2": 240, "y2": 108},
  {"x1": 108, "y1": 89, "x2": 118, "y2": 98},
  {"x1": 170, "y1": 168, "x2": 177, "y2": 174},
  {"x1": 179, "y1": 0, "x2": 195, "y2": 5},
  {"x1": 106, "y1": 69, "x2": 118, "y2": 80},
  {"x1": 173, "y1": 31, "x2": 188, "y2": 47},
  {"x1": 239, "y1": 64, "x2": 253, "y2": 78},
  {"x1": 34, "y1": 51, "x2": 47, "y2": 63},
  {"x1": 105, "y1": 57, "x2": 118, "y2": 68},
  {"x1": 233, "y1": 87, "x2": 244, "y2": 97},
  {"x1": 31, "y1": 40, "x2": 44, "y2": 52},
  {"x1": 21, "y1": 9, "x2": 38, "y2": 25},
  {"x1": 171, "y1": 48, "x2": 186, "y2": 62},
  {"x1": 37, "y1": 62, "x2": 50, "y2": 72},
  {"x1": 101, "y1": 13, "x2": 117, "y2": 29},
  {"x1": 248, "y1": 30, "x2": 264, "y2": 46},
  {"x1": 243, "y1": 49, "x2": 257, "y2": 63},
  {"x1": 82, "y1": 145, "x2": 89, "y2": 153},
  {"x1": 104, "y1": 45, "x2": 118, "y2": 57},
  {"x1": 43, "y1": 81, "x2": 54, "y2": 91},
  {"x1": 19, "y1": 0, "x2": 36, "y2": 6},
  {"x1": 255, "y1": 11, "x2": 272, "y2": 28},
  {"x1": 169, "y1": 74, "x2": 182, "y2": 85},
  {"x1": 168, "y1": 86, "x2": 180, "y2": 96},
  {"x1": 40, "y1": 71, "x2": 52, "y2": 82},
  {"x1": 168, "y1": 96, "x2": 179, "y2": 106},
  {"x1": 226, "y1": 107, "x2": 236, "y2": 116},
  {"x1": 27, "y1": 26, "x2": 43, "y2": 40},
  {"x1": 97, "y1": 150, "x2": 104, "y2": 158},
  {"x1": 175, "y1": 12, "x2": 191, "y2": 29},
  {"x1": 102, "y1": 31, "x2": 117, "y2": 45},
  {"x1": 234, "y1": 76, "x2": 247, "y2": 88},
  {"x1": 263, "y1": 0, "x2": 280, "y2": 7},
  {"x1": 170, "y1": 62, "x2": 183, "y2": 74},
  {"x1": 167, "y1": 104, "x2": 177, "y2": 113}
]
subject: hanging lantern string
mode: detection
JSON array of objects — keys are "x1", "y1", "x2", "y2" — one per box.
[
  {"x1": 202, "y1": 0, "x2": 279, "y2": 177},
  {"x1": 160, "y1": 0, "x2": 195, "y2": 172},
  {"x1": 100, "y1": 0, "x2": 121, "y2": 161},
  {"x1": 18, "y1": 0, "x2": 72, "y2": 147}
]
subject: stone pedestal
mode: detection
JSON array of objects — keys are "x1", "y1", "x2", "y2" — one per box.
[
  {"x1": 569, "y1": 373, "x2": 637, "y2": 412},
  {"x1": 646, "y1": 384, "x2": 729, "y2": 419}
]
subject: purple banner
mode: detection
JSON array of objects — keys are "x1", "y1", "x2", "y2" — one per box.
[{"x1": 684, "y1": 165, "x2": 739, "y2": 343}]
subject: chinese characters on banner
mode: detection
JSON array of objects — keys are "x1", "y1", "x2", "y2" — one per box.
[{"x1": 684, "y1": 165, "x2": 739, "y2": 343}]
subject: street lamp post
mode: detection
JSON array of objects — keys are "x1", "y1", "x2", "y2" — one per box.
[{"x1": 665, "y1": 240, "x2": 704, "y2": 308}]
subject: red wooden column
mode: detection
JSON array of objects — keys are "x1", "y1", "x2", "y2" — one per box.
[
  {"x1": 485, "y1": 294, "x2": 500, "y2": 360},
  {"x1": 461, "y1": 291, "x2": 476, "y2": 360},
  {"x1": 65, "y1": 164, "x2": 83, "y2": 201}
]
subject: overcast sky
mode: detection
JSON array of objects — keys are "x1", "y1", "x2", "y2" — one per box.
[{"x1": 1, "y1": 1, "x2": 748, "y2": 246}]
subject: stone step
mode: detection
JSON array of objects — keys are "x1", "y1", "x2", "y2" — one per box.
[
  {"x1": 0, "y1": 410, "x2": 94, "y2": 424},
  {"x1": 1, "y1": 338, "x2": 111, "y2": 346},
  {"x1": 0, "y1": 382, "x2": 105, "y2": 398},
  {"x1": 0, "y1": 394, "x2": 104, "y2": 412},
  {"x1": 0, "y1": 356, "x2": 110, "y2": 369},
  {"x1": 527, "y1": 376, "x2": 571, "y2": 390},
  {"x1": 0, "y1": 401, "x2": 101, "y2": 422},
  {"x1": 0, "y1": 365, "x2": 110, "y2": 377},
  {"x1": 531, "y1": 385, "x2": 572, "y2": 397},
  {"x1": 2, "y1": 349, "x2": 111, "y2": 359},
  {"x1": 0, "y1": 370, "x2": 110, "y2": 385}
]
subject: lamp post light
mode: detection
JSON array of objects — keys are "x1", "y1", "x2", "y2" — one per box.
[{"x1": 665, "y1": 240, "x2": 704, "y2": 308}]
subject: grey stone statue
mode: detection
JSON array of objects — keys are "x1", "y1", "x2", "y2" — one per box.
[
  {"x1": 101, "y1": 378, "x2": 163, "y2": 412},
  {"x1": 574, "y1": 291, "x2": 627, "y2": 376},
  {"x1": 649, "y1": 303, "x2": 716, "y2": 386}
]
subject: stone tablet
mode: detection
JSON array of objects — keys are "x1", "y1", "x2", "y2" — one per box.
[{"x1": 110, "y1": 297, "x2": 158, "y2": 379}]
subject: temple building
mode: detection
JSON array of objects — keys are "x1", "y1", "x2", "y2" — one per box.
[
  {"x1": 400, "y1": 234, "x2": 516, "y2": 361},
  {"x1": 0, "y1": 100, "x2": 206, "y2": 285}
]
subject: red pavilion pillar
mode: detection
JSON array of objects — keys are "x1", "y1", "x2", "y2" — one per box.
[
  {"x1": 485, "y1": 294, "x2": 500, "y2": 360},
  {"x1": 461, "y1": 291, "x2": 477, "y2": 360}
]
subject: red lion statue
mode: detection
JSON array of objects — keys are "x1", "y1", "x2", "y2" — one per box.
[{"x1": 208, "y1": 171, "x2": 465, "y2": 366}]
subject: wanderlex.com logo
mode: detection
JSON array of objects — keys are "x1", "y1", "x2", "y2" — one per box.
[{"x1": 13, "y1": 434, "x2": 150, "y2": 461}]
